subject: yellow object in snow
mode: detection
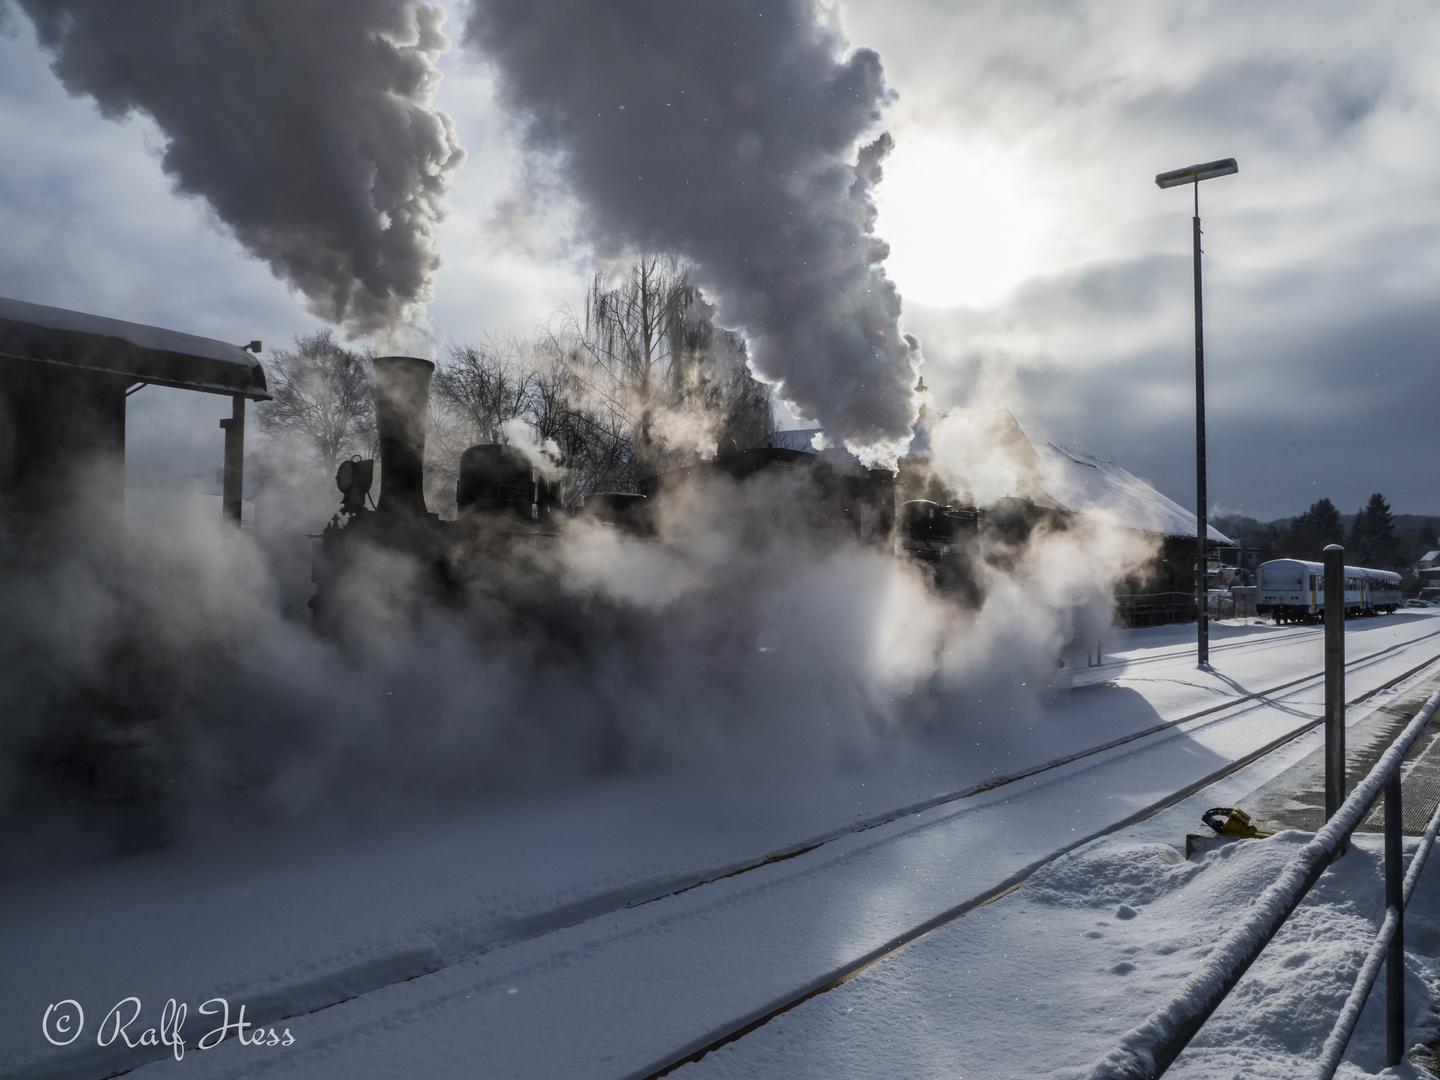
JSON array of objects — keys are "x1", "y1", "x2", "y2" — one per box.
[{"x1": 1201, "y1": 806, "x2": 1276, "y2": 839}]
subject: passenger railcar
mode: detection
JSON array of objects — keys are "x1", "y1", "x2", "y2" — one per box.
[
  {"x1": 1365, "y1": 568, "x2": 1403, "y2": 614},
  {"x1": 1256, "y1": 558, "x2": 1402, "y2": 624}
]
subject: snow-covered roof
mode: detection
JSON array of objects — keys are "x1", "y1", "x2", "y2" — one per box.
[
  {"x1": 770, "y1": 413, "x2": 1232, "y2": 544},
  {"x1": 770, "y1": 428, "x2": 823, "y2": 453},
  {"x1": 0, "y1": 295, "x2": 269, "y2": 399},
  {"x1": 1027, "y1": 439, "x2": 1234, "y2": 544},
  {"x1": 1418, "y1": 550, "x2": 1440, "y2": 568}
]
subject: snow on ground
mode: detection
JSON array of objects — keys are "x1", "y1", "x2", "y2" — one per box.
[
  {"x1": 677, "y1": 831, "x2": 1440, "y2": 1080},
  {"x1": 6, "y1": 611, "x2": 1440, "y2": 1078}
]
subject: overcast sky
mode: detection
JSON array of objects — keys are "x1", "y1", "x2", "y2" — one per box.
[{"x1": 1, "y1": 0, "x2": 1436, "y2": 519}]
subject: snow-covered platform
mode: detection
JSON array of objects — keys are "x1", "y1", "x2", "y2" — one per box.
[
  {"x1": 7, "y1": 612, "x2": 1440, "y2": 1079},
  {"x1": 1240, "y1": 675, "x2": 1440, "y2": 837}
]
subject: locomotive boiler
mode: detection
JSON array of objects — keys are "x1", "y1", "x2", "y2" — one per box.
[
  {"x1": 309, "y1": 356, "x2": 564, "y2": 626},
  {"x1": 309, "y1": 355, "x2": 987, "y2": 623}
]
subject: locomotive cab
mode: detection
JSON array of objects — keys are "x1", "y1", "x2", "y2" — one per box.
[{"x1": 458, "y1": 443, "x2": 546, "y2": 523}]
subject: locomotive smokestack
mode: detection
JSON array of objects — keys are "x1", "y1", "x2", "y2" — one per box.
[{"x1": 372, "y1": 356, "x2": 435, "y2": 517}]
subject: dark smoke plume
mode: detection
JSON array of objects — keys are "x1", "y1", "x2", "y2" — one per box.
[
  {"x1": 16, "y1": 0, "x2": 465, "y2": 337},
  {"x1": 466, "y1": 0, "x2": 918, "y2": 458}
]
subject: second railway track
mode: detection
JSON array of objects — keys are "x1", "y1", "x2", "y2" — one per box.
[
  {"x1": 634, "y1": 643, "x2": 1440, "y2": 1079},
  {"x1": 49, "y1": 625, "x2": 1440, "y2": 1080},
  {"x1": 626, "y1": 626, "x2": 1440, "y2": 912}
]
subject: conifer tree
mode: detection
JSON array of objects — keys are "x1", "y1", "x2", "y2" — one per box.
[
  {"x1": 1349, "y1": 492, "x2": 1398, "y2": 568},
  {"x1": 1285, "y1": 497, "x2": 1344, "y2": 559}
]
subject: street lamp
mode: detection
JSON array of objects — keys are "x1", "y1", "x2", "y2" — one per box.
[{"x1": 1156, "y1": 157, "x2": 1238, "y2": 668}]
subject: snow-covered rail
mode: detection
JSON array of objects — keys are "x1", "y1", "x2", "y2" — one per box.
[
  {"x1": 1086, "y1": 689, "x2": 1440, "y2": 1080},
  {"x1": 635, "y1": 658, "x2": 1440, "y2": 1080},
  {"x1": 16, "y1": 624, "x2": 1440, "y2": 1080},
  {"x1": 1314, "y1": 760, "x2": 1440, "y2": 1077},
  {"x1": 634, "y1": 633, "x2": 1440, "y2": 915}
]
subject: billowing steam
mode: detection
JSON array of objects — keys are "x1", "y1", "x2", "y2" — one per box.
[
  {"x1": 0, "y1": 449, "x2": 1150, "y2": 867},
  {"x1": 466, "y1": 0, "x2": 918, "y2": 459},
  {"x1": 15, "y1": 0, "x2": 465, "y2": 337},
  {"x1": 0, "y1": 3, "x2": 1161, "y2": 872}
]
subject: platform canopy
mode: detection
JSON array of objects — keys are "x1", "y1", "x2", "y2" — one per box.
[{"x1": 0, "y1": 295, "x2": 269, "y2": 400}]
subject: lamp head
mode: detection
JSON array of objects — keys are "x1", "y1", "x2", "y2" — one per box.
[{"x1": 1155, "y1": 158, "x2": 1238, "y2": 189}]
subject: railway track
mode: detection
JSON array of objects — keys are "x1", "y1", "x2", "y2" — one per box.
[
  {"x1": 631, "y1": 639, "x2": 1440, "y2": 1079},
  {"x1": 1091, "y1": 615, "x2": 1437, "y2": 676},
  {"x1": 36, "y1": 631, "x2": 1440, "y2": 1080},
  {"x1": 627, "y1": 625, "x2": 1440, "y2": 913}
]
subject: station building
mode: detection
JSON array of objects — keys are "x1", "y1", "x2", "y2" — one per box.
[
  {"x1": 0, "y1": 295, "x2": 269, "y2": 561},
  {"x1": 772, "y1": 404, "x2": 1236, "y2": 626}
]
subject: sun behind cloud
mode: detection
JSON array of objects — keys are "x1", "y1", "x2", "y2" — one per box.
[{"x1": 875, "y1": 134, "x2": 1054, "y2": 310}]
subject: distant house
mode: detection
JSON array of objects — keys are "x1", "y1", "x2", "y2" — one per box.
[
  {"x1": 1417, "y1": 550, "x2": 1440, "y2": 592},
  {"x1": 1011, "y1": 431, "x2": 1233, "y2": 546}
]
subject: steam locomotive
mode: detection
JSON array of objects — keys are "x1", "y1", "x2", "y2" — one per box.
[{"x1": 309, "y1": 356, "x2": 987, "y2": 622}]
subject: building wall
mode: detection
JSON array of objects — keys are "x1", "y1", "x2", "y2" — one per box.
[{"x1": 0, "y1": 361, "x2": 128, "y2": 548}]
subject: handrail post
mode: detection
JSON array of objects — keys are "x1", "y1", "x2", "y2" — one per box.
[
  {"x1": 1193, "y1": 197, "x2": 1209, "y2": 669},
  {"x1": 219, "y1": 394, "x2": 246, "y2": 526},
  {"x1": 1324, "y1": 544, "x2": 1345, "y2": 821},
  {"x1": 1385, "y1": 768, "x2": 1404, "y2": 1067},
  {"x1": 1088, "y1": 690, "x2": 1440, "y2": 1080}
]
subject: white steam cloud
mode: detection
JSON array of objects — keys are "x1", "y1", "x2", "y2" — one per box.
[
  {"x1": 0, "y1": 451, "x2": 1153, "y2": 866},
  {"x1": 466, "y1": 0, "x2": 918, "y2": 459},
  {"x1": 14, "y1": 0, "x2": 465, "y2": 338},
  {"x1": 0, "y1": 3, "x2": 1161, "y2": 868}
]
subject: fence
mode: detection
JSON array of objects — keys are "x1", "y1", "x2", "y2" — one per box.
[
  {"x1": 1220, "y1": 586, "x2": 1257, "y2": 619},
  {"x1": 1087, "y1": 689, "x2": 1440, "y2": 1078},
  {"x1": 1113, "y1": 590, "x2": 1256, "y2": 627},
  {"x1": 1114, "y1": 592, "x2": 1197, "y2": 628}
]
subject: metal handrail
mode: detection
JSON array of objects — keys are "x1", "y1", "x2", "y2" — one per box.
[
  {"x1": 1314, "y1": 772, "x2": 1440, "y2": 1078},
  {"x1": 1086, "y1": 688, "x2": 1440, "y2": 1079}
]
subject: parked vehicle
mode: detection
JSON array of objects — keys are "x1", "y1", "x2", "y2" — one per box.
[{"x1": 1255, "y1": 559, "x2": 1402, "y2": 623}]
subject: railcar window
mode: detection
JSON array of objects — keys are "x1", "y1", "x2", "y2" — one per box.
[{"x1": 1262, "y1": 564, "x2": 1304, "y2": 590}]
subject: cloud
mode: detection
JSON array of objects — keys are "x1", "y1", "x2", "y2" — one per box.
[
  {"x1": 840, "y1": 0, "x2": 1440, "y2": 515},
  {"x1": 13, "y1": 0, "x2": 466, "y2": 339}
]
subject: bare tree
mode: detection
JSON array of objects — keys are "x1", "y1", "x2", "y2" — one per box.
[
  {"x1": 667, "y1": 299, "x2": 774, "y2": 453},
  {"x1": 716, "y1": 344, "x2": 776, "y2": 452},
  {"x1": 425, "y1": 257, "x2": 776, "y2": 511},
  {"x1": 579, "y1": 256, "x2": 694, "y2": 465},
  {"x1": 568, "y1": 256, "x2": 774, "y2": 474},
  {"x1": 432, "y1": 339, "x2": 536, "y2": 445},
  {"x1": 530, "y1": 335, "x2": 636, "y2": 505},
  {"x1": 256, "y1": 330, "x2": 374, "y2": 475}
]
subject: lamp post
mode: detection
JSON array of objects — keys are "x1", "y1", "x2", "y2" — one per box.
[{"x1": 1155, "y1": 157, "x2": 1238, "y2": 667}]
